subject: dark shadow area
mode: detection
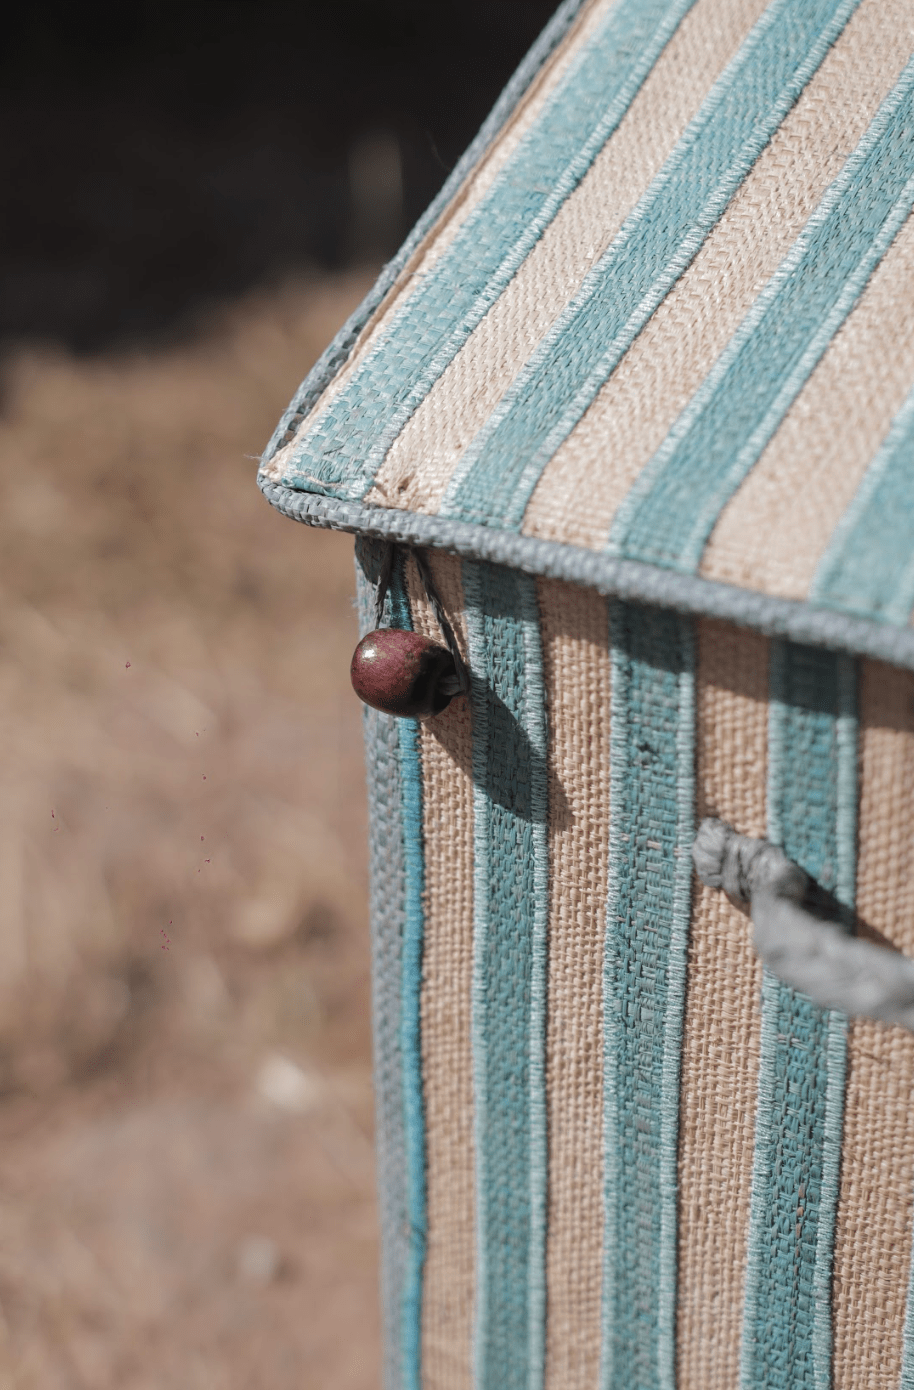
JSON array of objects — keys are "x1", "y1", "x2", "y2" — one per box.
[
  {"x1": 2, "y1": 0, "x2": 557, "y2": 354},
  {"x1": 476, "y1": 683, "x2": 567, "y2": 826},
  {"x1": 429, "y1": 684, "x2": 571, "y2": 827}
]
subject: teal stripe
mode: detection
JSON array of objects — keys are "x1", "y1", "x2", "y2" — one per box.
[
  {"x1": 442, "y1": 0, "x2": 858, "y2": 529},
  {"x1": 610, "y1": 59, "x2": 914, "y2": 571},
  {"x1": 600, "y1": 603, "x2": 694, "y2": 1390},
  {"x1": 740, "y1": 642, "x2": 854, "y2": 1390},
  {"x1": 355, "y1": 540, "x2": 410, "y2": 1390},
  {"x1": 278, "y1": 0, "x2": 698, "y2": 500},
  {"x1": 389, "y1": 559, "x2": 427, "y2": 1390},
  {"x1": 463, "y1": 560, "x2": 549, "y2": 1390},
  {"x1": 812, "y1": 383, "x2": 914, "y2": 623},
  {"x1": 901, "y1": 1217, "x2": 914, "y2": 1390}
]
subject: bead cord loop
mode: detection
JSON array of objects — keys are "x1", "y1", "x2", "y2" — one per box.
[
  {"x1": 353, "y1": 544, "x2": 468, "y2": 718},
  {"x1": 373, "y1": 541, "x2": 470, "y2": 699},
  {"x1": 374, "y1": 541, "x2": 396, "y2": 628}
]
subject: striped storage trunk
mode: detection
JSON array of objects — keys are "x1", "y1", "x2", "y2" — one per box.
[{"x1": 258, "y1": 2, "x2": 914, "y2": 1386}]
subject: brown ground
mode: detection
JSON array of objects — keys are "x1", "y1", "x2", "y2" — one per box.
[{"x1": 0, "y1": 273, "x2": 381, "y2": 1388}]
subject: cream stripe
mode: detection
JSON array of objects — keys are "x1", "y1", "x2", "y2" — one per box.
[
  {"x1": 676, "y1": 619, "x2": 767, "y2": 1390},
  {"x1": 523, "y1": 0, "x2": 913, "y2": 550},
  {"x1": 701, "y1": 210, "x2": 914, "y2": 597},
  {"x1": 269, "y1": 0, "x2": 608, "y2": 458},
  {"x1": 406, "y1": 554, "x2": 476, "y2": 1390},
  {"x1": 831, "y1": 660, "x2": 914, "y2": 1390},
  {"x1": 367, "y1": 0, "x2": 767, "y2": 515},
  {"x1": 537, "y1": 578, "x2": 610, "y2": 1390}
]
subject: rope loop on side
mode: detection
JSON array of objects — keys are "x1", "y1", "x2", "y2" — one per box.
[{"x1": 693, "y1": 818, "x2": 914, "y2": 1032}]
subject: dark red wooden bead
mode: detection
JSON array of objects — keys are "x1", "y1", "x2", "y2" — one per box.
[{"x1": 350, "y1": 628, "x2": 459, "y2": 719}]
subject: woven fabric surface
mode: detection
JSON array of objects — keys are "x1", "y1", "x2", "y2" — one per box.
[
  {"x1": 355, "y1": 540, "x2": 412, "y2": 1390},
  {"x1": 601, "y1": 601, "x2": 694, "y2": 1390},
  {"x1": 264, "y1": 0, "x2": 914, "y2": 656},
  {"x1": 294, "y1": 3, "x2": 914, "y2": 1383},
  {"x1": 741, "y1": 643, "x2": 855, "y2": 1390},
  {"x1": 406, "y1": 553, "x2": 477, "y2": 1390},
  {"x1": 537, "y1": 579, "x2": 610, "y2": 1390},
  {"x1": 357, "y1": 561, "x2": 914, "y2": 1388},
  {"x1": 463, "y1": 560, "x2": 549, "y2": 1390},
  {"x1": 388, "y1": 553, "x2": 428, "y2": 1390},
  {"x1": 675, "y1": 620, "x2": 767, "y2": 1390},
  {"x1": 832, "y1": 662, "x2": 914, "y2": 1390}
]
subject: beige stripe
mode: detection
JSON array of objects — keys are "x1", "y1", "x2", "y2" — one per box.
[
  {"x1": 367, "y1": 0, "x2": 767, "y2": 514},
  {"x1": 405, "y1": 553, "x2": 476, "y2": 1390},
  {"x1": 523, "y1": 0, "x2": 914, "y2": 549},
  {"x1": 832, "y1": 660, "x2": 914, "y2": 1390},
  {"x1": 264, "y1": 0, "x2": 607, "y2": 482},
  {"x1": 537, "y1": 578, "x2": 610, "y2": 1390},
  {"x1": 702, "y1": 211, "x2": 914, "y2": 597},
  {"x1": 676, "y1": 619, "x2": 767, "y2": 1390}
]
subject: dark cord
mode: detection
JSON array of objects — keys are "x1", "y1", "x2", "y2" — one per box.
[
  {"x1": 411, "y1": 547, "x2": 470, "y2": 695},
  {"x1": 373, "y1": 542, "x2": 395, "y2": 628}
]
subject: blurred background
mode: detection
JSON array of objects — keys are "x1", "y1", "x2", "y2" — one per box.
[{"x1": 0, "y1": 3, "x2": 555, "y2": 1385}]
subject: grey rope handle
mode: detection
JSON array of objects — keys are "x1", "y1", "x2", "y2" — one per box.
[{"x1": 692, "y1": 818, "x2": 914, "y2": 1031}]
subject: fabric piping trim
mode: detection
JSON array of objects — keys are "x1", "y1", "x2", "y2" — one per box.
[{"x1": 259, "y1": 480, "x2": 914, "y2": 670}]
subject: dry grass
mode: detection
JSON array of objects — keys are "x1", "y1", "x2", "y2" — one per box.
[{"x1": 0, "y1": 272, "x2": 381, "y2": 1388}]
